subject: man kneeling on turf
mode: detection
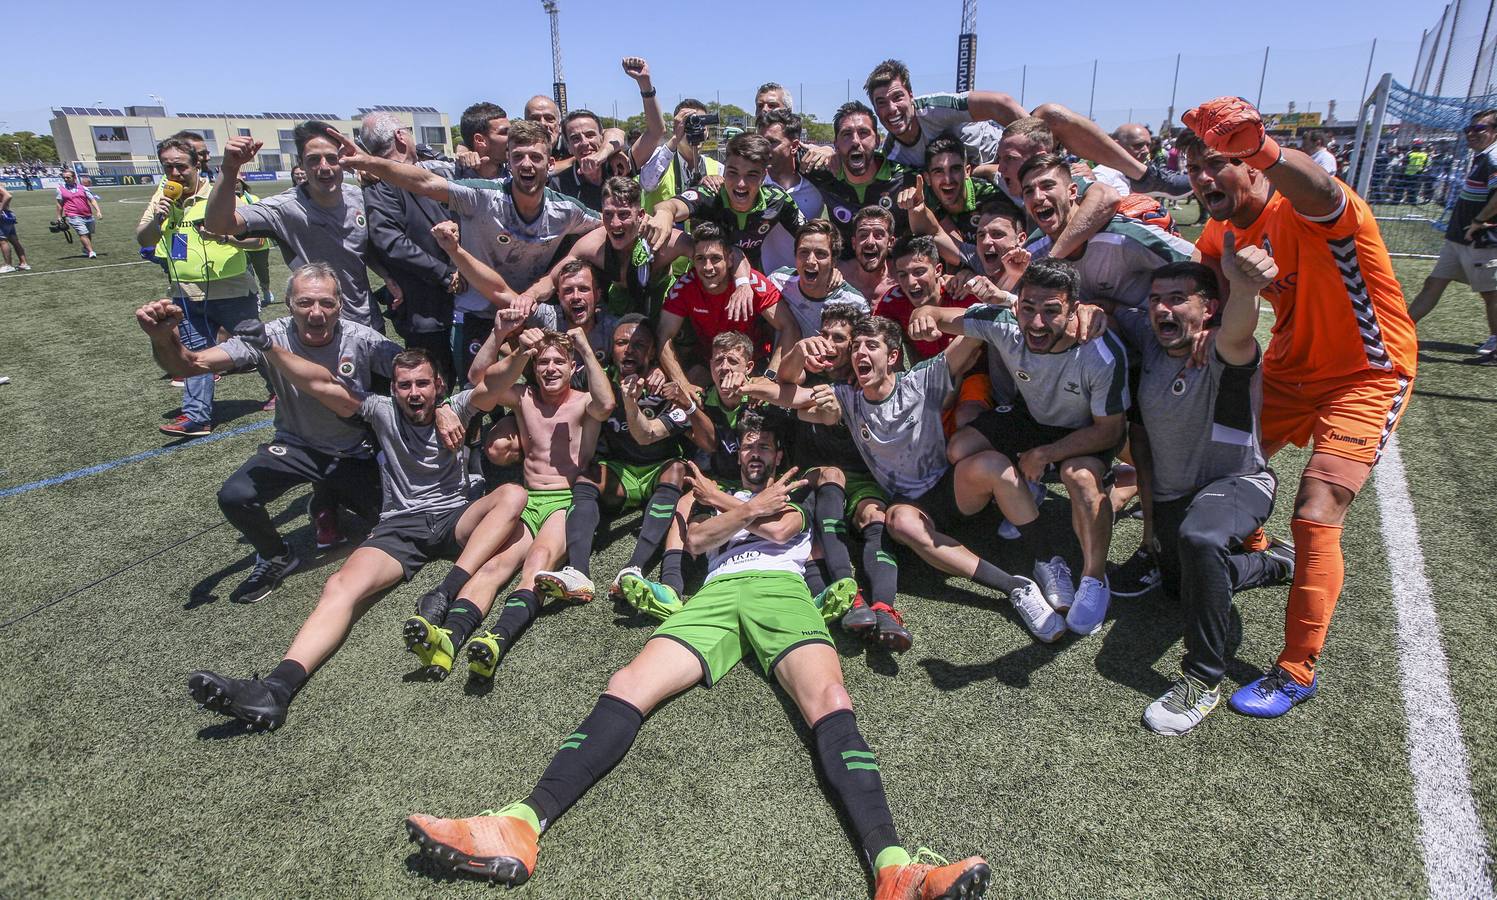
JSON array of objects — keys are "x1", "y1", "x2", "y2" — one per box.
[
  {"x1": 187, "y1": 344, "x2": 521, "y2": 729},
  {"x1": 1118, "y1": 250, "x2": 1294, "y2": 734},
  {"x1": 403, "y1": 413, "x2": 991, "y2": 898}
]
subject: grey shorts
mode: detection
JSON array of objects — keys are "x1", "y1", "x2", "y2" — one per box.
[
  {"x1": 1431, "y1": 239, "x2": 1497, "y2": 292},
  {"x1": 65, "y1": 215, "x2": 95, "y2": 235}
]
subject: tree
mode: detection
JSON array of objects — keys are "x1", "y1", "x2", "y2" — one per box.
[{"x1": 0, "y1": 132, "x2": 59, "y2": 164}]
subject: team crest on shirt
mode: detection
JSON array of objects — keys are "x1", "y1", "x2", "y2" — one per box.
[
  {"x1": 860, "y1": 423, "x2": 873, "y2": 442},
  {"x1": 468, "y1": 340, "x2": 482, "y2": 356},
  {"x1": 339, "y1": 359, "x2": 356, "y2": 378},
  {"x1": 1171, "y1": 377, "x2": 1187, "y2": 396},
  {"x1": 878, "y1": 196, "x2": 893, "y2": 209},
  {"x1": 267, "y1": 445, "x2": 287, "y2": 456},
  {"x1": 995, "y1": 404, "x2": 1013, "y2": 413},
  {"x1": 832, "y1": 204, "x2": 853, "y2": 223},
  {"x1": 1015, "y1": 370, "x2": 1031, "y2": 382},
  {"x1": 682, "y1": 190, "x2": 700, "y2": 202},
  {"x1": 757, "y1": 222, "x2": 772, "y2": 235},
  {"x1": 355, "y1": 213, "x2": 366, "y2": 228},
  {"x1": 496, "y1": 232, "x2": 512, "y2": 244}
]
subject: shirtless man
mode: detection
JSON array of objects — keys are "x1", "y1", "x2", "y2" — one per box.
[{"x1": 452, "y1": 326, "x2": 616, "y2": 682}]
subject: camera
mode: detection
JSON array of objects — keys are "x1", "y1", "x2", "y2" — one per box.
[
  {"x1": 685, "y1": 113, "x2": 720, "y2": 146},
  {"x1": 49, "y1": 219, "x2": 75, "y2": 244}
]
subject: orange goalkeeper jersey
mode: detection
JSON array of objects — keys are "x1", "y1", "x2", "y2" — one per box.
[{"x1": 1197, "y1": 182, "x2": 1417, "y2": 384}]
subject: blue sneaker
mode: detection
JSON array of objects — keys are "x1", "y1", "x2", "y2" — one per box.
[{"x1": 1229, "y1": 667, "x2": 1317, "y2": 717}]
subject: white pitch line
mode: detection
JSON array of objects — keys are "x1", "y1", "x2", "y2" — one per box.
[
  {"x1": 0, "y1": 260, "x2": 148, "y2": 278},
  {"x1": 1376, "y1": 432, "x2": 1495, "y2": 900}
]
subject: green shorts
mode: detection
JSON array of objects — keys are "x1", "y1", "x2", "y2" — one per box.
[
  {"x1": 521, "y1": 488, "x2": 573, "y2": 537},
  {"x1": 650, "y1": 570, "x2": 832, "y2": 686},
  {"x1": 842, "y1": 474, "x2": 889, "y2": 519},
  {"x1": 601, "y1": 459, "x2": 673, "y2": 507}
]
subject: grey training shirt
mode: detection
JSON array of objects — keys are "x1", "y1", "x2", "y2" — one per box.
[
  {"x1": 769, "y1": 268, "x2": 870, "y2": 340},
  {"x1": 445, "y1": 180, "x2": 599, "y2": 319},
  {"x1": 833, "y1": 354, "x2": 954, "y2": 499},
  {"x1": 238, "y1": 183, "x2": 379, "y2": 329},
  {"x1": 1026, "y1": 216, "x2": 1195, "y2": 309},
  {"x1": 961, "y1": 304, "x2": 1129, "y2": 429},
  {"x1": 1113, "y1": 309, "x2": 1267, "y2": 502},
  {"x1": 219, "y1": 317, "x2": 400, "y2": 457},
  {"x1": 359, "y1": 390, "x2": 480, "y2": 519}
]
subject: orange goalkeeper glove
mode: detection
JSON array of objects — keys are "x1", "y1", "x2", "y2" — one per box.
[{"x1": 1183, "y1": 97, "x2": 1283, "y2": 170}]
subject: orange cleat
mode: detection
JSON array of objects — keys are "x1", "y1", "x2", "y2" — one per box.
[
  {"x1": 404, "y1": 810, "x2": 539, "y2": 885},
  {"x1": 1183, "y1": 96, "x2": 1281, "y2": 169},
  {"x1": 875, "y1": 851, "x2": 990, "y2": 900}
]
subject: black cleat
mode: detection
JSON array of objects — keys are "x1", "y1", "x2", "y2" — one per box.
[
  {"x1": 230, "y1": 550, "x2": 301, "y2": 604},
  {"x1": 187, "y1": 670, "x2": 287, "y2": 730},
  {"x1": 873, "y1": 607, "x2": 913, "y2": 652},
  {"x1": 840, "y1": 594, "x2": 877, "y2": 634},
  {"x1": 414, "y1": 587, "x2": 452, "y2": 624}
]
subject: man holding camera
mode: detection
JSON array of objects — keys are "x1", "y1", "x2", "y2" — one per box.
[
  {"x1": 55, "y1": 169, "x2": 102, "y2": 258},
  {"x1": 136, "y1": 136, "x2": 266, "y2": 437},
  {"x1": 640, "y1": 99, "x2": 724, "y2": 214}
]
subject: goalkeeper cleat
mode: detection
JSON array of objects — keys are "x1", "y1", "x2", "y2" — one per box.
[
  {"x1": 619, "y1": 572, "x2": 683, "y2": 622},
  {"x1": 813, "y1": 576, "x2": 858, "y2": 622},
  {"x1": 874, "y1": 849, "x2": 991, "y2": 900},
  {"x1": 405, "y1": 806, "x2": 539, "y2": 886},
  {"x1": 466, "y1": 631, "x2": 506, "y2": 683},
  {"x1": 187, "y1": 670, "x2": 287, "y2": 731},
  {"x1": 535, "y1": 566, "x2": 595, "y2": 604},
  {"x1": 1229, "y1": 666, "x2": 1317, "y2": 718}
]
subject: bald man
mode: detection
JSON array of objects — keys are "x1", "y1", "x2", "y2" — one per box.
[{"x1": 1093, "y1": 124, "x2": 1192, "y2": 200}]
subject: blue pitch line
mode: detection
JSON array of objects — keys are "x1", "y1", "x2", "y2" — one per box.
[{"x1": 0, "y1": 420, "x2": 272, "y2": 500}]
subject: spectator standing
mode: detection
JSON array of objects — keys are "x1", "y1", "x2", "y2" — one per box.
[{"x1": 56, "y1": 169, "x2": 102, "y2": 258}]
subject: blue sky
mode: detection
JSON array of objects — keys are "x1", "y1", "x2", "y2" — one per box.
[{"x1": 3, "y1": 0, "x2": 1434, "y2": 136}]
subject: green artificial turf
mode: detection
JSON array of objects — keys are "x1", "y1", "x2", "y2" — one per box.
[{"x1": 0, "y1": 185, "x2": 1490, "y2": 897}]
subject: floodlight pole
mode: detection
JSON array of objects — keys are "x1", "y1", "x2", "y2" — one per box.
[
  {"x1": 1256, "y1": 46, "x2": 1270, "y2": 108},
  {"x1": 1166, "y1": 53, "x2": 1181, "y2": 130}
]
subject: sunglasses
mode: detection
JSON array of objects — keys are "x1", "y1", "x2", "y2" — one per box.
[{"x1": 1466, "y1": 124, "x2": 1492, "y2": 134}]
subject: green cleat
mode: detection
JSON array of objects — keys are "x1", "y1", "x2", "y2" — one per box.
[
  {"x1": 404, "y1": 615, "x2": 455, "y2": 681},
  {"x1": 619, "y1": 573, "x2": 683, "y2": 622},
  {"x1": 813, "y1": 577, "x2": 859, "y2": 622},
  {"x1": 466, "y1": 631, "x2": 506, "y2": 683}
]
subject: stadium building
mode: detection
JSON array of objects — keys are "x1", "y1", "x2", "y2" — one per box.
[{"x1": 48, "y1": 105, "x2": 451, "y2": 176}]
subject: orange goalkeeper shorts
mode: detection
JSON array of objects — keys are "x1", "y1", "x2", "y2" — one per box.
[{"x1": 1261, "y1": 369, "x2": 1413, "y2": 493}]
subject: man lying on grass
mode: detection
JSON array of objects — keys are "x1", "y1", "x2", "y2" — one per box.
[{"x1": 403, "y1": 412, "x2": 992, "y2": 899}]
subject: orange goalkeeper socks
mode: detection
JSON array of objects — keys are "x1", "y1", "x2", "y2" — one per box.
[{"x1": 1276, "y1": 517, "x2": 1345, "y2": 686}]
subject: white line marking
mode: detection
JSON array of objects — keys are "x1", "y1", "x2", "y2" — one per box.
[
  {"x1": 1376, "y1": 432, "x2": 1495, "y2": 900},
  {"x1": 0, "y1": 260, "x2": 148, "y2": 278}
]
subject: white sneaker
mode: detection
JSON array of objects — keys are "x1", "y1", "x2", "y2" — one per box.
[
  {"x1": 17, "y1": 263, "x2": 29, "y2": 270},
  {"x1": 1067, "y1": 576, "x2": 1110, "y2": 635},
  {"x1": 1143, "y1": 673, "x2": 1221, "y2": 736},
  {"x1": 535, "y1": 565, "x2": 595, "y2": 603},
  {"x1": 610, "y1": 564, "x2": 643, "y2": 597},
  {"x1": 87, "y1": 251, "x2": 98, "y2": 258},
  {"x1": 1032, "y1": 556, "x2": 1075, "y2": 612},
  {"x1": 1008, "y1": 577, "x2": 1065, "y2": 643},
  {"x1": 0, "y1": 265, "x2": 14, "y2": 273},
  {"x1": 1477, "y1": 334, "x2": 1497, "y2": 357},
  {"x1": 997, "y1": 519, "x2": 1020, "y2": 540}
]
